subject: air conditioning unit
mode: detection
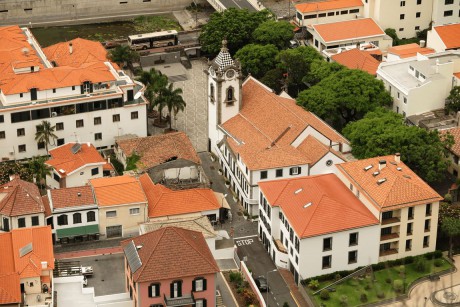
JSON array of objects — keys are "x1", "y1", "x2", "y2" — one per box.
[{"x1": 51, "y1": 112, "x2": 57, "y2": 117}]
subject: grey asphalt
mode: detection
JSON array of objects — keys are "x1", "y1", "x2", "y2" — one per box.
[
  {"x1": 216, "y1": 272, "x2": 238, "y2": 307},
  {"x1": 54, "y1": 237, "x2": 124, "y2": 254},
  {"x1": 219, "y1": 0, "x2": 257, "y2": 11}
]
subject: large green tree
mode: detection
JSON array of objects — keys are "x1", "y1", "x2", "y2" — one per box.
[
  {"x1": 235, "y1": 44, "x2": 279, "y2": 78},
  {"x1": 35, "y1": 120, "x2": 58, "y2": 154},
  {"x1": 199, "y1": 8, "x2": 273, "y2": 55},
  {"x1": 302, "y1": 59, "x2": 345, "y2": 87},
  {"x1": 137, "y1": 68, "x2": 169, "y2": 112},
  {"x1": 156, "y1": 83, "x2": 186, "y2": 130},
  {"x1": 260, "y1": 68, "x2": 284, "y2": 93},
  {"x1": 28, "y1": 156, "x2": 52, "y2": 189},
  {"x1": 446, "y1": 86, "x2": 460, "y2": 114},
  {"x1": 0, "y1": 162, "x2": 33, "y2": 185},
  {"x1": 108, "y1": 45, "x2": 139, "y2": 68},
  {"x1": 342, "y1": 108, "x2": 453, "y2": 183},
  {"x1": 441, "y1": 216, "x2": 460, "y2": 259},
  {"x1": 297, "y1": 69, "x2": 392, "y2": 130},
  {"x1": 252, "y1": 20, "x2": 295, "y2": 50}
]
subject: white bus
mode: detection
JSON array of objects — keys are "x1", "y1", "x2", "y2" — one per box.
[{"x1": 128, "y1": 30, "x2": 179, "y2": 50}]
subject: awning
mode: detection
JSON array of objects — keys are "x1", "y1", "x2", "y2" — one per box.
[
  {"x1": 214, "y1": 192, "x2": 231, "y2": 209},
  {"x1": 56, "y1": 224, "x2": 99, "y2": 239}
]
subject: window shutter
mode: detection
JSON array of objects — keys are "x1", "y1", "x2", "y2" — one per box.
[
  {"x1": 156, "y1": 284, "x2": 160, "y2": 297},
  {"x1": 203, "y1": 278, "x2": 207, "y2": 291},
  {"x1": 178, "y1": 281, "x2": 182, "y2": 297},
  {"x1": 80, "y1": 84, "x2": 84, "y2": 94},
  {"x1": 192, "y1": 280, "x2": 196, "y2": 292},
  {"x1": 289, "y1": 168, "x2": 293, "y2": 175},
  {"x1": 298, "y1": 167, "x2": 302, "y2": 174},
  {"x1": 203, "y1": 299, "x2": 207, "y2": 307},
  {"x1": 148, "y1": 285, "x2": 152, "y2": 297},
  {"x1": 170, "y1": 283, "x2": 174, "y2": 298}
]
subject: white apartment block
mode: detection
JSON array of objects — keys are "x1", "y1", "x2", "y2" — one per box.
[
  {"x1": 0, "y1": 26, "x2": 147, "y2": 161},
  {"x1": 294, "y1": 0, "x2": 364, "y2": 27},
  {"x1": 432, "y1": 0, "x2": 460, "y2": 26},
  {"x1": 377, "y1": 50, "x2": 460, "y2": 117}
]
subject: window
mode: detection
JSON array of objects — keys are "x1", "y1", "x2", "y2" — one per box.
[
  {"x1": 290, "y1": 167, "x2": 301, "y2": 175},
  {"x1": 304, "y1": 14, "x2": 316, "y2": 19},
  {"x1": 322, "y1": 255, "x2": 331, "y2": 269},
  {"x1": 415, "y1": 26, "x2": 420, "y2": 30},
  {"x1": 323, "y1": 237, "x2": 332, "y2": 251},
  {"x1": 348, "y1": 251, "x2": 357, "y2": 264},
  {"x1": 17, "y1": 128, "x2": 25, "y2": 136},
  {"x1": 76, "y1": 119, "x2": 84, "y2": 128},
  {"x1": 94, "y1": 117, "x2": 101, "y2": 125},
  {"x1": 350, "y1": 184, "x2": 353, "y2": 191},
  {"x1": 444, "y1": 10, "x2": 453, "y2": 16},
  {"x1": 382, "y1": 211, "x2": 393, "y2": 220},
  {"x1": 416, "y1": 12, "x2": 421, "y2": 18},
  {"x1": 340, "y1": 10, "x2": 348, "y2": 14},
  {"x1": 31, "y1": 216, "x2": 39, "y2": 226},
  {"x1": 403, "y1": 97, "x2": 407, "y2": 104},
  {"x1": 129, "y1": 208, "x2": 140, "y2": 215},
  {"x1": 445, "y1": 0, "x2": 454, "y2": 4},
  {"x1": 113, "y1": 114, "x2": 120, "y2": 122},
  {"x1": 425, "y1": 219, "x2": 431, "y2": 231},
  {"x1": 327, "y1": 12, "x2": 334, "y2": 16},
  {"x1": 106, "y1": 210, "x2": 117, "y2": 218},
  {"x1": 37, "y1": 142, "x2": 45, "y2": 150},
  {"x1": 18, "y1": 144, "x2": 26, "y2": 152},
  {"x1": 295, "y1": 236, "x2": 300, "y2": 252},
  {"x1": 260, "y1": 170, "x2": 267, "y2": 180},
  {"x1": 57, "y1": 214, "x2": 68, "y2": 226},
  {"x1": 423, "y1": 236, "x2": 429, "y2": 248},
  {"x1": 426, "y1": 203, "x2": 432, "y2": 216},
  {"x1": 349, "y1": 232, "x2": 358, "y2": 246},
  {"x1": 56, "y1": 122, "x2": 64, "y2": 130},
  {"x1": 417, "y1": 0, "x2": 422, "y2": 4},
  {"x1": 406, "y1": 239, "x2": 412, "y2": 251},
  {"x1": 407, "y1": 222, "x2": 413, "y2": 235},
  {"x1": 18, "y1": 217, "x2": 26, "y2": 228},
  {"x1": 226, "y1": 87, "x2": 234, "y2": 101},
  {"x1": 95, "y1": 133, "x2": 102, "y2": 141},
  {"x1": 408, "y1": 207, "x2": 414, "y2": 219},
  {"x1": 381, "y1": 227, "x2": 391, "y2": 236},
  {"x1": 193, "y1": 278, "x2": 206, "y2": 292},
  {"x1": 400, "y1": 0, "x2": 405, "y2": 6},
  {"x1": 276, "y1": 169, "x2": 283, "y2": 177},
  {"x1": 400, "y1": 14, "x2": 405, "y2": 19},
  {"x1": 195, "y1": 300, "x2": 206, "y2": 307},
  {"x1": 349, "y1": 8, "x2": 359, "y2": 13},
  {"x1": 148, "y1": 283, "x2": 160, "y2": 297},
  {"x1": 399, "y1": 28, "x2": 404, "y2": 32},
  {"x1": 0, "y1": 131, "x2": 5, "y2": 139},
  {"x1": 87, "y1": 211, "x2": 96, "y2": 222},
  {"x1": 73, "y1": 213, "x2": 82, "y2": 224},
  {"x1": 170, "y1": 280, "x2": 182, "y2": 298},
  {"x1": 131, "y1": 111, "x2": 138, "y2": 119},
  {"x1": 210, "y1": 84, "x2": 215, "y2": 102},
  {"x1": 56, "y1": 138, "x2": 64, "y2": 146},
  {"x1": 91, "y1": 167, "x2": 99, "y2": 176}
]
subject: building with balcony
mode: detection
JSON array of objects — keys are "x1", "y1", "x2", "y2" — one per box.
[
  {"x1": 427, "y1": 23, "x2": 460, "y2": 53},
  {"x1": 336, "y1": 154, "x2": 443, "y2": 261},
  {"x1": 294, "y1": 0, "x2": 364, "y2": 27},
  {"x1": 258, "y1": 174, "x2": 380, "y2": 282},
  {"x1": 0, "y1": 226, "x2": 54, "y2": 307},
  {"x1": 377, "y1": 50, "x2": 460, "y2": 118},
  {"x1": 0, "y1": 26, "x2": 147, "y2": 161},
  {"x1": 0, "y1": 174, "x2": 47, "y2": 232},
  {"x1": 207, "y1": 43, "x2": 351, "y2": 216},
  {"x1": 121, "y1": 226, "x2": 219, "y2": 307}
]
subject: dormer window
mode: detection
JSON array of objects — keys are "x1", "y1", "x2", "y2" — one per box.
[{"x1": 81, "y1": 81, "x2": 93, "y2": 94}]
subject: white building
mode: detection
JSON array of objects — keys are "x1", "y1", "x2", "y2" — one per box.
[
  {"x1": 294, "y1": 0, "x2": 364, "y2": 27},
  {"x1": 377, "y1": 50, "x2": 460, "y2": 117},
  {"x1": 0, "y1": 26, "x2": 147, "y2": 161},
  {"x1": 386, "y1": 43, "x2": 435, "y2": 62},
  {"x1": 432, "y1": 1, "x2": 460, "y2": 27},
  {"x1": 206, "y1": 42, "x2": 351, "y2": 216},
  {"x1": 258, "y1": 174, "x2": 380, "y2": 282},
  {"x1": 427, "y1": 23, "x2": 460, "y2": 53}
]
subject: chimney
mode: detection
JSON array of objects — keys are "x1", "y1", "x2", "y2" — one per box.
[
  {"x1": 378, "y1": 160, "x2": 387, "y2": 171},
  {"x1": 69, "y1": 42, "x2": 73, "y2": 55},
  {"x1": 41, "y1": 261, "x2": 47, "y2": 269},
  {"x1": 395, "y1": 153, "x2": 401, "y2": 164},
  {"x1": 419, "y1": 40, "x2": 426, "y2": 48},
  {"x1": 9, "y1": 174, "x2": 18, "y2": 181}
]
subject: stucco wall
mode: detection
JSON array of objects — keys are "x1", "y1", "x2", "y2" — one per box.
[{"x1": 98, "y1": 203, "x2": 147, "y2": 239}]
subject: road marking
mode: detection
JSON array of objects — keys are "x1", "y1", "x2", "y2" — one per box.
[
  {"x1": 233, "y1": 234, "x2": 258, "y2": 240},
  {"x1": 235, "y1": 238, "x2": 254, "y2": 246}
]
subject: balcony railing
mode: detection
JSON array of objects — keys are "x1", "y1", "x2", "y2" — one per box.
[
  {"x1": 273, "y1": 239, "x2": 287, "y2": 254},
  {"x1": 164, "y1": 293, "x2": 194, "y2": 306},
  {"x1": 380, "y1": 233, "x2": 399, "y2": 241},
  {"x1": 379, "y1": 248, "x2": 398, "y2": 257},
  {"x1": 381, "y1": 217, "x2": 400, "y2": 225}
]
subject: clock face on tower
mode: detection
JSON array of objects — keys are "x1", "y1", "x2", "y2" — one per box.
[{"x1": 225, "y1": 69, "x2": 235, "y2": 79}]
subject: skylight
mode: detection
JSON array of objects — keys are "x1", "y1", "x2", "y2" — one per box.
[
  {"x1": 372, "y1": 171, "x2": 380, "y2": 177},
  {"x1": 377, "y1": 178, "x2": 387, "y2": 185},
  {"x1": 364, "y1": 165, "x2": 373, "y2": 171},
  {"x1": 294, "y1": 188, "x2": 303, "y2": 195},
  {"x1": 397, "y1": 167, "x2": 402, "y2": 171},
  {"x1": 303, "y1": 202, "x2": 312, "y2": 208}
]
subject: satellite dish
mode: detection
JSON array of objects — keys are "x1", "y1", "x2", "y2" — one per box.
[{"x1": 134, "y1": 92, "x2": 142, "y2": 100}]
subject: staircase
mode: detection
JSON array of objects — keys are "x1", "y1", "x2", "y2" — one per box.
[{"x1": 216, "y1": 289, "x2": 224, "y2": 307}]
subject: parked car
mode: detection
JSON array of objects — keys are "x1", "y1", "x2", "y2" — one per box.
[
  {"x1": 255, "y1": 276, "x2": 269, "y2": 292},
  {"x1": 81, "y1": 266, "x2": 93, "y2": 276}
]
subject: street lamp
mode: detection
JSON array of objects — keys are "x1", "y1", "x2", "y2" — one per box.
[{"x1": 266, "y1": 269, "x2": 277, "y2": 306}]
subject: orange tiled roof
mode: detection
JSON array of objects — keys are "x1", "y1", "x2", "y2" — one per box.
[
  {"x1": 259, "y1": 174, "x2": 379, "y2": 238},
  {"x1": 139, "y1": 174, "x2": 220, "y2": 218},
  {"x1": 0, "y1": 26, "x2": 116, "y2": 95},
  {"x1": 90, "y1": 175, "x2": 147, "y2": 207},
  {"x1": 331, "y1": 48, "x2": 380, "y2": 75},
  {"x1": 296, "y1": 0, "x2": 363, "y2": 13},
  {"x1": 433, "y1": 23, "x2": 460, "y2": 49},
  {"x1": 336, "y1": 155, "x2": 442, "y2": 211},
  {"x1": 49, "y1": 186, "x2": 95, "y2": 210},
  {"x1": 46, "y1": 142, "x2": 107, "y2": 177},
  {"x1": 0, "y1": 273, "x2": 21, "y2": 304},
  {"x1": 455, "y1": 72, "x2": 460, "y2": 79},
  {"x1": 42, "y1": 195, "x2": 52, "y2": 218},
  {"x1": 387, "y1": 43, "x2": 435, "y2": 58},
  {"x1": 441, "y1": 128, "x2": 460, "y2": 157},
  {"x1": 312, "y1": 18, "x2": 384, "y2": 43},
  {"x1": 0, "y1": 175, "x2": 45, "y2": 217},
  {"x1": 221, "y1": 77, "x2": 348, "y2": 170},
  {"x1": 116, "y1": 132, "x2": 201, "y2": 170},
  {"x1": 121, "y1": 227, "x2": 219, "y2": 282}
]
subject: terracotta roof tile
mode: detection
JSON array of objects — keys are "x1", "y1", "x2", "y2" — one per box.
[
  {"x1": 121, "y1": 227, "x2": 219, "y2": 282},
  {"x1": 387, "y1": 43, "x2": 435, "y2": 58},
  {"x1": 116, "y1": 132, "x2": 201, "y2": 170},
  {"x1": 90, "y1": 175, "x2": 147, "y2": 206},
  {"x1": 259, "y1": 174, "x2": 379, "y2": 238},
  {"x1": 139, "y1": 174, "x2": 220, "y2": 218},
  {"x1": 441, "y1": 127, "x2": 460, "y2": 157},
  {"x1": 141, "y1": 216, "x2": 218, "y2": 239},
  {"x1": 42, "y1": 195, "x2": 51, "y2": 218},
  {"x1": 296, "y1": 0, "x2": 363, "y2": 13},
  {"x1": 331, "y1": 48, "x2": 380, "y2": 75},
  {"x1": 0, "y1": 176, "x2": 45, "y2": 217},
  {"x1": 0, "y1": 273, "x2": 21, "y2": 304},
  {"x1": 46, "y1": 142, "x2": 108, "y2": 177},
  {"x1": 221, "y1": 77, "x2": 348, "y2": 170},
  {"x1": 312, "y1": 18, "x2": 384, "y2": 43},
  {"x1": 336, "y1": 155, "x2": 442, "y2": 211},
  {"x1": 49, "y1": 186, "x2": 95, "y2": 210},
  {"x1": 433, "y1": 23, "x2": 460, "y2": 50}
]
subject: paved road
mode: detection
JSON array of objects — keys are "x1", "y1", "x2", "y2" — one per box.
[
  {"x1": 55, "y1": 246, "x2": 122, "y2": 260},
  {"x1": 219, "y1": 0, "x2": 257, "y2": 11},
  {"x1": 235, "y1": 235, "x2": 297, "y2": 307}
]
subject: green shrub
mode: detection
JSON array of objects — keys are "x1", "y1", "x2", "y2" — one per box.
[
  {"x1": 424, "y1": 250, "x2": 443, "y2": 260},
  {"x1": 360, "y1": 293, "x2": 368, "y2": 303},
  {"x1": 398, "y1": 265, "x2": 405, "y2": 274},
  {"x1": 308, "y1": 279, "x2": 320, "y2": 290},
  {"x1": 110, "y1": 155, "x2": 124, "y2": 175},
  {"x1": 229, "y1": 271, "x2": 243, "y2": 285},
  {"x1": 320, "y1": 289, "x2": 330, "y2": 300},
  {"x1": 364, "y1": 283, "x2": 372, "y2": 290},
  {"x1": 414, "y1": 256, "x2": 428, "y2": 273},
  {"x1": 434, "y1": 259, "x2": 443, "y2": 267},
  {"x1": 334, "y1": 273, "x2": 341, "y2": 281},
  {"x1": 393, "y1": 279, "x2": 404, "y2": 293},
  {"x1": 385, "y1": 277, "x2": 392, "y2": 284},
  {"x1": 339, "y1": 295, "x2": 348, "y2": 307},
  {"x1": 377, "y1": 290, "x2": 385, "y2": 299},
  {"x1": 283, "y1": 303, "x2": 290, "y2": 307}
]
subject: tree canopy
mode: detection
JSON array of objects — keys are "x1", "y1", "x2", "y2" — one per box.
[
  {"x1": 301, "y1": 59, "x2": 345, "y2": 87},
  {"x1": 235, "y1": 44, "x2": 279, "y2": 78},
  {"x1": 446, "y1": 86, "x2": 460, "y2": 114},
  {"x1": 107, "y1": 45, "x2": 139, "y2": 67},
  {"x1": 199, "y1": 8, "x2": 273, "y2": 55},
  {"x1": 342, "y1": 108, "x2": 453, "y2": 183},
  {"x1": 0, "y1": 162, "x2": 33, "y2": 185},
  {"x1": 252, "y1": 20, "x2": 295, "y2": 50},
  {"x1": 297, "y1": 69, "x2": 392, "y2": 130}
]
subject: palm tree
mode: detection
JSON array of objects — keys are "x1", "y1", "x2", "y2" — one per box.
[
  {"x1": 35, "y1": 120, "x2": 57, "y2": 154},
  {"x1": 28, "y1": 156, "x2": 52, "y2": 189},
  {"x1": 156, "y1": 83, "x2": 186, "y2": 130},
  {"x1": 137, "y1": 68, "x2": 169, "y2": 113},
  {"x1": 107, "y1": 45, "x2": 140, "y2": 68}
]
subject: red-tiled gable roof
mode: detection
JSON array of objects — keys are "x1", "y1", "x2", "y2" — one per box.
[
  {"x1": 441, "y1": 127, "x2": 460, "y2": 157},
  {"x1": 221, "y1": 77, "x2": 347, "y2": 170},
  {"x1": 296, "y1": 0, "x2": 363, "y2": 13},
  {"x1": 433, "y1": 23, "x2": 460, "y2": 49},
  {"x1": 139, "y1": 174, "x2": 220, "y2": 218},
  {"x1": 121, "y1": 227, "x2": 219, "y2": 282},
  {"x1": 0, "y1": 176, "x2": 45, "y2": 217},
  {"x1": 49, "y1": 186, "x2": 95, "y2": 210},
  {"x1": 43, "y1": 38, "x2": 108, "y2": 68},
  {"x1": 90, "y1": 175, "x2": 146, "y2": 207},
  {"x1": 312, "y1": 18, "x2": 384, "y2": 43},
  {"x1": 46, "y1": 142, "x2": 107, "y2": 177},
  {"x1": 42, "y1": 195, "x2": 51, "y2": 218},
  {"x1": 331, "y1": 48, "x2": 380, "y2": 75},
  {"x1": 336, "y1": 156, "x2": 442, "y2": 211},
  {"x1": 0, "y1": 273, "x2": 21, "y2": 304},
  {"x1": 259, "y1": 174, "x2": 379, "y2": 238},
  {"x1": 387, "y1": 43, "x2": 435, "y2": 59},
  {"x1": 116, "y1": 132, "x2": 201, "y2": 170}
]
